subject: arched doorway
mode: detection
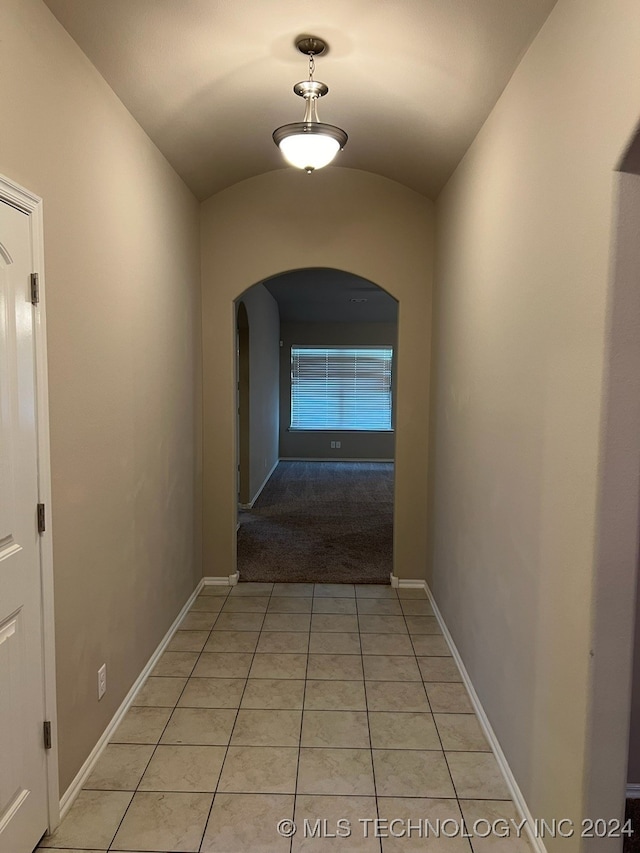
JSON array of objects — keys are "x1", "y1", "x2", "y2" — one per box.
[
  {"x1": 234, "y1": 268, "x2": 398, "y2": 584},
  {"x1": 200, "y1": 167, "x2": 434, "y2": 591}
]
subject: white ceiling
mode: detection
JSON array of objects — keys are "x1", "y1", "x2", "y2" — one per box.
[{"x1": 43, "y1": 0, "x2": 556, "y2": 201}]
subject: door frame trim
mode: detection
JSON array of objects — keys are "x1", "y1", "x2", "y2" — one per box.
[{"x1": 0, "y1": 173, "x2": 60, "y2": 832}]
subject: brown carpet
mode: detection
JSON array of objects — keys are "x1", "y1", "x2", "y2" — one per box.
[{"x1": 237, "y1": 461, "x2": 394, "y2": 584}]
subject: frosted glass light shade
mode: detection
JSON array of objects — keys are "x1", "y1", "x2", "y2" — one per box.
[
  {"x1": 273, "y1": 121, "x2": 348, "y2": 173},
  {"x1": 279, "y1": 133, "x2": 340, "y2": 171}
]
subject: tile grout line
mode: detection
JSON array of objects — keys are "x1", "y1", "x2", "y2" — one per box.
[
  {"x1": 105, "y1": 586, "x2": 232, "y2": 852},
  {"x1": 400, "y1": 588, "x2": 462, "y2": 819},
  {"x1": 400, "y1": 590, "x2": 475, "y2": 853},
  {"x1": 424, "y1": 669, "x2": 474, "y2": 849},
  {"x1": 289, "y1": 583, "x2": 315, "y2": 853},
  {"x1": 87, "y1": 743, "x2": 493, "y2": 755},
  {"x1": 195, "y1": 583, "x2": 272, "y2": 853},
  {"x1": 357, "y1": 587, "x2": 391, "y2": 853}
]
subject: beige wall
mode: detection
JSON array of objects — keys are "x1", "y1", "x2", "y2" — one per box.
[
  {"x1": 432, "y1": 0, "x2": 640, "y2": 846},
  {"x1": 606, "y1": 171, "x2": 640, "y2": 790},
  {"x1": 584, "y1": 170, "x2": 640, "y2": 817},
  {"x1": 279, "y1": 322, "x2": 397, "y2": 461},
  {"x1": 0, "y1": 0, "x2": 201, "y2": 792},
  {"x1": 237, "y1": 284, "x2": 280, "y2": 503},
  {"x1": 201, "y1": 168, "x2": 433, "y2": 580}
]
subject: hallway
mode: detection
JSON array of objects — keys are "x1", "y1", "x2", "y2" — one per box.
[{"x1": 39, "y1": 582, "x2": 529, "y2": 852}]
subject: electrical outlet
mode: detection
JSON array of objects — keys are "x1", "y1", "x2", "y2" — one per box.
[
  {"x1": 98, "y1": 663, "x2": 107, "y2": 700},
  {"x1": 330, "y1": 441, "x2": 336, "y2": 448},
  {"x1": 336, "y1": 441, "x2": 341, "y2": 449}
]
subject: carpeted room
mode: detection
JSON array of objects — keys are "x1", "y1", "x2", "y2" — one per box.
[
  {"x1": 237, "y1": 460, "x2": 394, "y2": 584},
  {"x1": 235, "y1": 269, "x2": 398, "y2": 586}
]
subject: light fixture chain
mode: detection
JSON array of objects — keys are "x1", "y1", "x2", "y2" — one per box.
[{"x1": 308, "y1": 53, "x2": 315, "y2": 81}]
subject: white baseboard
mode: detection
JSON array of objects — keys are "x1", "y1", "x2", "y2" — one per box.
[
  {"x1": 239, "y1": 458, "x2": 279, "y2": 509},
  {"x1": 391, "y1": 573, "x2": 424, "y2": 588},
  {"x1": 627, "y1": 783, "x2": 640, "y2": 799},
  {"x1": 397, "y1": 578, "x2": 548, "y2": 853},
  {"x1": 203, "y1": 574, "x2": 238, "y2": 586},
  {"x1": 58, "y1": 579, "x2": 204, "y2": 819}
]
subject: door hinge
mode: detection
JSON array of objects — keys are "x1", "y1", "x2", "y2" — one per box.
[
  {"x1": 30, "y1": 273, "x2": 40, "y2": 305},
  {"x1": 37, "y1": 503, "x2": 46, "y2": 534},
  {"x1": 43, "y1": 721, "x2": 52, "y2": 750}
]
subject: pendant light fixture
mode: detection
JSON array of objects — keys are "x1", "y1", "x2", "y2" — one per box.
[{"x1": 273, "y1": 36, "x2": 348, "y2": 173}]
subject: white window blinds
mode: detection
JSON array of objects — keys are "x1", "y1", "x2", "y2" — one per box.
[{"x1": 290, "y1": 346, "x2": 393, "y2": 431}]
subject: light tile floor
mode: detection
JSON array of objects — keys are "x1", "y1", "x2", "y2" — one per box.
[{"x1": 39, "y1": 583, "x2": 532, "y2": 852}]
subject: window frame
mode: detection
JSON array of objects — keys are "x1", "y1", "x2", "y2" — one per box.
[{"x1": 289, "y1": 344, "x2": 395, "y2": 433}]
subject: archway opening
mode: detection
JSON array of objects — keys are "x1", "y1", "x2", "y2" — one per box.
[{"x1": 234, "y1": 267, "x2": 398, "y2": 585}]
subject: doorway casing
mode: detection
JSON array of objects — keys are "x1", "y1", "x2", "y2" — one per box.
[{"x1": 0, "y1": 174, "x2": 59, "y2": 833}]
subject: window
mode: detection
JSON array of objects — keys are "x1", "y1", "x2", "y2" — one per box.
[{"x1": 290, "y1": 346, "x2": 393, "y2": 431}]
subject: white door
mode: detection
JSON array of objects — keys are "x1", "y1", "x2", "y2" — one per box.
[{"x1": 0, "y1": 199, "x2": 49, "y2": 852}]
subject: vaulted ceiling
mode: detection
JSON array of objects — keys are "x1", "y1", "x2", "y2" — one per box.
[{"x1": 43, "y1": 0, "x2": 556, "y2": 201}]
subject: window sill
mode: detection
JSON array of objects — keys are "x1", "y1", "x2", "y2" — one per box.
[{"x1": 287, "y1": 428, "x2": 395, "y2": 434}]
